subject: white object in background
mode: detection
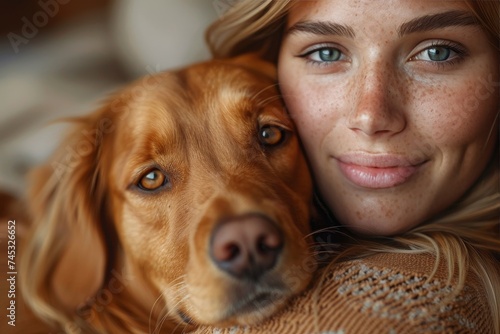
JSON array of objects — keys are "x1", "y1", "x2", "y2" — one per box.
[{"x1": 111, "y1": 0, "x2": 220, "y2": 77}]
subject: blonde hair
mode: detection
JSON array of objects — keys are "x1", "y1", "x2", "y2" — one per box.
[
  {"x1": 206, "y1": 0, "x2": 294, "y2": 61},
  {"x1": 207, "y1": 0, "x2": 500, "y2": 332}
]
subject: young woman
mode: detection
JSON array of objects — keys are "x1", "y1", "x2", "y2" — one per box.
[{"x1": 192, "y1": 0, "x2": 500, "y2": 333}]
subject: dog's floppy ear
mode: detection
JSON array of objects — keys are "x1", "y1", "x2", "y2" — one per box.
[
  {"x1": 20, "y1": 106, "x2": 115, "y2": 325},
  {"x1": 229, "y1": 53, "x2": 277, "y2": 80}
]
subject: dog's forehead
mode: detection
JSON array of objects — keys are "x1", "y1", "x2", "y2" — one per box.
[
  {"x1": 115, "y1": 67, "x2": 270, "y2": 149},
  {"x1": 184, "y1": 64, "x2": 273, "y2": 102},
  {"x1": 126, "y1": 64, "x2": 277, "y2": 128}
]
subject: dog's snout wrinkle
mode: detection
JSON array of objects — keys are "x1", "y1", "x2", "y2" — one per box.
[{"x1": 210, "y1": 214, "x2": 283, "y2": 280}]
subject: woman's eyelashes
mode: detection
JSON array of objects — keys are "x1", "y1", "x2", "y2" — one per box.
[
  {"x1": 296, "y1": 40, "x2": 469, "y2": 69},
  {"x1": 409, "y1": 40, "x2": 469, "y2": 69},
  {"x1": 297, "y1": 44, "x2": 346, "y2": 66}
]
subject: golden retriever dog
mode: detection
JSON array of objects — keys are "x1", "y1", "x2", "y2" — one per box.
[{"x1": 12, "y1": 55, "x2": 315, "y2": 333}]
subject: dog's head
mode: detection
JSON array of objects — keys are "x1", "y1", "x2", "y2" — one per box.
[{"x1": 22, "y1": 55, "x2": 315, "y2": 332}]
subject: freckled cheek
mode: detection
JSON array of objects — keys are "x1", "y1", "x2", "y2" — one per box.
[
  {"x1": 413, "y1": 82, "x2": 498, "y2": 147},
  {"x1": 282, "y1": 81, "x2": 343, "y2": 146}
]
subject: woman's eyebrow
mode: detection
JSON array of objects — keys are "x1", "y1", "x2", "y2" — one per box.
[
  {"x1": 398, "y1": 10, "x2": 479, "y2": 36},
  {"x1": 286, "y1": 10, "x2": 479, "y2": 38},
  {"x1": 286, "y1": 21, "x2": 355, "y2": 38}
]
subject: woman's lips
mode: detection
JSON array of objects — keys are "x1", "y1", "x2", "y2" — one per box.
[{"x1": 336, "y1": 154, "x2": 426, "y2": 189}]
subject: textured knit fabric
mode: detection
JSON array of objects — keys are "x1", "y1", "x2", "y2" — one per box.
[{"x1": 189, "y1": 252, "x2": 493, "y2": 334}]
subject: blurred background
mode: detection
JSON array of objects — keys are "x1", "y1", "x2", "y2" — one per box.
[{"x1": 0, "y1": 0, "x2": 225, "y2": 196}]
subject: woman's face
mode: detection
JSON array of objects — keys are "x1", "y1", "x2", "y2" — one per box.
[{"x1": 279, "y1": 0, "x2": 499, "y2": 235}]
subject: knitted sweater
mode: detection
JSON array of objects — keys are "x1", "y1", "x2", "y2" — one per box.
[{"x1": 189, "y1": 252, "x2": 493, "y2": 334}]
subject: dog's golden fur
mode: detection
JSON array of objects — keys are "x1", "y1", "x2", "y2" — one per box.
[{"x1": 9, "y1": 55, "x2": 315, "y2": 333}]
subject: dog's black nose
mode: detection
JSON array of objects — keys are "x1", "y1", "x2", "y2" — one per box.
[{"x1": 210, "y1": 214, "x2": 283, "y2": 280}]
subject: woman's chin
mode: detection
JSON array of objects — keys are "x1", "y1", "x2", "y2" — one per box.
[{"x1": 335, "y1": 213, "x2": 421, "y2": 237}]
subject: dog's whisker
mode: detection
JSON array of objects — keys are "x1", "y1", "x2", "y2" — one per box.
[
  {"x1": 151, "y1": 293, "x2": 192, "y2": 333},
  {"x1": 149, "y1": 291, "x2": 167, "y2": 334},
  {"x1": 168, "y1": 275, "x2": 187, "y2": 290},
  {"x1": 249, "y1": 83, "x2": 281, "y2": 103},
  {"x1": 154, "y1": 307, "x2": 171, "y2": 334},
  {"x1": 255, "y1": 94, "x2": 285, "y2": 109},
  {"x1": 254, "y1": 92, "x2": 281, "y2": 104},
  {"x1": 148, "y1": 280, "x2": 188, "y2": 334},
  {"x1": 153, "y1": 302, "x2": 173, "y2": 334},
  {"x1": 306, "y1": 226, "x2": 355, "y2": 242}
]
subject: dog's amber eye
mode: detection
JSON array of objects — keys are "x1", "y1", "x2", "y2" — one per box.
[
  {"x1": 138, "y1": 169, "x2": 167, "y2": 191},
  {"x1": 259, "y1": 125, "x2": 285, "y2": 146}
]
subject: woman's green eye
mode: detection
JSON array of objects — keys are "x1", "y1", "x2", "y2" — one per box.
[
  {"x1": 427, "y1": 46, "x2": 451, "y2": 61},
  {"x1": 301, "y1": 47, "x2": 343, "y2": 63},
  {"x1": 317, "y1": 48, "x2": 342, "y2": 62},
  {"x1": 411, "y1": 42, "x2": 467, "y2": 65}
]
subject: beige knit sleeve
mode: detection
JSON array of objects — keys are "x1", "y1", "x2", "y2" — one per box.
[{"x1": 189, "y1": 253, "x2": 493, "y2": 334}]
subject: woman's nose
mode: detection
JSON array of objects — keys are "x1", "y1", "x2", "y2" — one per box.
[{"x1": 347, "y1": 62, "x2": 406, "y2": 136}]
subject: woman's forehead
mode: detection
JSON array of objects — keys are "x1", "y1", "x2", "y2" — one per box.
[{"x1": 286, "y1": 0, "x2": 473, "y2": 28}]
